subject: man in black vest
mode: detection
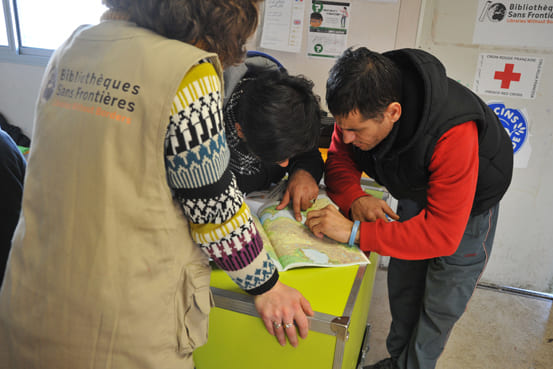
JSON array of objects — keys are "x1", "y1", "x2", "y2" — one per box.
[{"x1": 306, "y1": 47, "x2": 513, "y2": 369}]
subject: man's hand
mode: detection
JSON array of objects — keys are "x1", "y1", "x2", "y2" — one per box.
[
  {"x1": 351, "y1": 195, "x2": 399, "y2": 222},
  {"x1": 276, "y1": 170, "x2": 319, "y2": 221},
  {"x1": 254, "y1": 281, "x2": 314, "y2": 347},
  {"x1": 305, "y1": 204, "x2": 354, "y2": 244}
]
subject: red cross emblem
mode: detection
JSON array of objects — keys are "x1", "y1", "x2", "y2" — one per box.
[{"x1": 494, "y1": 63, "x2": 521, "y2": 89}]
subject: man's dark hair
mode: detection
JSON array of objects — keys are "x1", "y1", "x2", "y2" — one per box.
[
  {"x1": 326, "y1": 47, "x2": 402, "y2": 120},
  {"x1": 237, "y1": 71, "x2": 321, "y2": 163}
]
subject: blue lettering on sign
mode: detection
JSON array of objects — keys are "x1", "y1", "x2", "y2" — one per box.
[{"x1": 489, "y1": 102, "x2": 527, "y2": 154}]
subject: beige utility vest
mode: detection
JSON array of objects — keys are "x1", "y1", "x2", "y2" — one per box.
[{"x1": 0, "y1": 21, "x2": 222, "y2": 368}]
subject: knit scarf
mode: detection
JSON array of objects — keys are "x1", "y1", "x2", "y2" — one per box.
[{"x1": 223, "y1": 78, "x2": 264, "y2": 176}]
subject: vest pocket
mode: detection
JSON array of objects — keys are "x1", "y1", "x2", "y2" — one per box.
[{"x1": 175, "y1": 263, "x2": 214, "y2": 355}]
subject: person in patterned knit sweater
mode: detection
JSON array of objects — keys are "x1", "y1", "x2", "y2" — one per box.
[
  {"x1": 223, "y1": 52, "x2": 324, "y2": 221},
  {"x1": 0, "y1": 1, "x2": 313, "y2": 368}
]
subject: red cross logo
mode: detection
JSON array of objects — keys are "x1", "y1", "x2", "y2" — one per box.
[{"x1": 494, "y1": 63, "x2": 521, "y2": 89}]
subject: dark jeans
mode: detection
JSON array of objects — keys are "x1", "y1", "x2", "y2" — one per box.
[{"x1": 386, "y1": 200, "x2": 499, "y2": 369}]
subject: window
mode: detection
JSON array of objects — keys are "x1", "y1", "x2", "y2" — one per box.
[
  {"x1": 16, "y1": 1, "x2": 106, "y2": 50},
  {"x1": 1, "y1": 0, "x2": 107, "y2": 65},
  {"x1": 1, "y1": 3, "x2": 8, "y2": 46}
]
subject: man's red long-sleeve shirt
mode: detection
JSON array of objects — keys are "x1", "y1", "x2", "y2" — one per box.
[{"x1": 325, "y1": 121, "x2": 480, "y2": 260}]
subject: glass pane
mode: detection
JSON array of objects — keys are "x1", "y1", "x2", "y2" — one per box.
[
  {"x1": 0, "y1": 5, "x2": 8, "y2": 46},
  {"x1": 16, "y1": 0, "x2": 107, "y2": 50}
]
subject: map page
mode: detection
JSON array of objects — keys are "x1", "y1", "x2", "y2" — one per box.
[{"x1": 248, "y1": 186, "x2": 370, "y2": 271}]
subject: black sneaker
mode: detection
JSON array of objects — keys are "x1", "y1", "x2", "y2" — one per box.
[{"x1": 363, "y1": 357, "x2": 399, "y2": 369}]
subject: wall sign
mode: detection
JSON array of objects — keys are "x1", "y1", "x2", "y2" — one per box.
[
  {"x1": 473, "y1": 0, "x2": 553, "y2": 48},
  {"x1": 474, "y1": 53, "x2": 544, "y2": 99},
  {"x1": 307, "y1": 1, "x2": 351, "y2": 58},
  {"x1": 260, "y1": 0, "x2": 306, "y2": 53},
  {"x1": 489, "y1": 102, "x2": 531, "y2": 168}
]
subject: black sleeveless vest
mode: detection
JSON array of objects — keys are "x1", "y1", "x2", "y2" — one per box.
[{"x1": 353, "y1": 49, "x2": 513, "y2": 215}]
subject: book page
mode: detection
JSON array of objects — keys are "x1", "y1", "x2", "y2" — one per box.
[
  {"x1": 251, "y1": 215, "x2": 284, "y2": 271},
  {"x1": 255, "y1": 188, "x2": 370, "y2": 271}
]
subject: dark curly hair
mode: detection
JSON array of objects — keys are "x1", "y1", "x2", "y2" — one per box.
[
  {"x1": 237, "y1": 71, "x2": 322, "y2": 163},
  {"x1": 102, "y1": 0, "x2": 262, "y2": 66}
]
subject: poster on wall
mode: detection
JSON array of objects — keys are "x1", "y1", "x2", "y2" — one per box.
[
  {"x1": 260, "y1": 0, "x2": 306, "y2": 53},
  {"x1": 473, "y1": 53, "x2": 544, "y2": 99},
  {"x1": 307, "y1": 1, "x2": 351, "y2": 58},
  {"x1": 473, "y1": 0, "x2": 553, "y2": 48},
  {"x1": 489, "y1": 102, "x2": 531, "y2": 168}
]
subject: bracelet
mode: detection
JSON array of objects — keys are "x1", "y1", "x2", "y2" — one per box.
[{"x1": 348, "y1": 220, "x2": 361, "y2": 246}]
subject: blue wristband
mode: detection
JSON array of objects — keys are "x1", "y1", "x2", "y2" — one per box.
[{"x1": 348, "y1": 220, "x2": 361, "y2": 246}]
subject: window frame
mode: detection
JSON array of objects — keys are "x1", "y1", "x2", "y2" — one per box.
[{"x1": 0, "y1": 0, "x2": 68, "y2": 66}]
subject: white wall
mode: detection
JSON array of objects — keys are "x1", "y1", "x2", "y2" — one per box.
[
  {"x1": 0, "y1": 62, "x2": 45, "y2": 137},
  {"x1": 417, "y1": 0, "x2": 553, "y2": 293},
  {"x1": 0, "y1": 0, "x2": 422, "y2": 139},
  {"x1": 252, "y1": 0, "x2": 422, "y2": 111}
]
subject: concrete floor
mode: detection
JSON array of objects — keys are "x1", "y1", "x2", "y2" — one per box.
[{"x1": 363, "y1": 268, "x2": 553, "y2": 369}]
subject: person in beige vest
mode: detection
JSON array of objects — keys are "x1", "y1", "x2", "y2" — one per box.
[{"x1": 0, "y1": 1, "x2": 314, "y2": 368}]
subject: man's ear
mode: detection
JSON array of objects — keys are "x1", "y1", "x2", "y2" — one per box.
[
  {"x1": 386, "y1": 102, "x2": 402, "y2": 123},
  {"x1": 235, "y1": 122, "x2": 245, "y2": 140}
]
